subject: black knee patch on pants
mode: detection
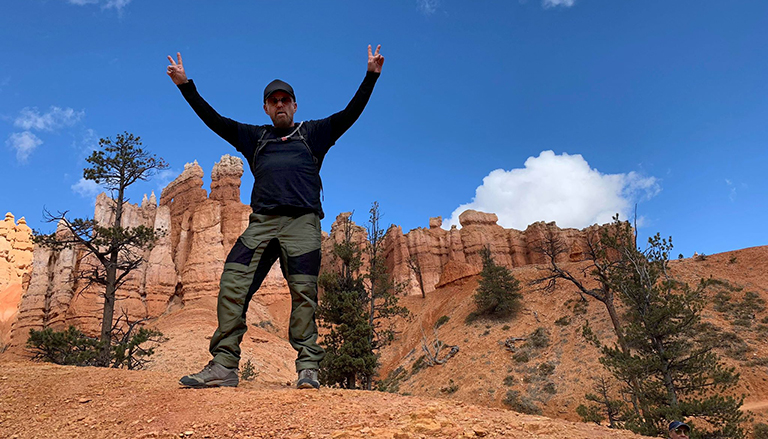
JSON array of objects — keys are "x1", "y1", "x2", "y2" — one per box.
[
  {"x1": 287, "y1": 249, "x2": 321, "y2": 276},
  {"x1": 226, "y1": 239, "x2": 255, "y2": 265}
]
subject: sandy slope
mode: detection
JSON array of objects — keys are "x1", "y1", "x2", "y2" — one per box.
[
  {"x1": 0, "y1": 361, "x2": 651, "y2": 439},
  {"x1": 1, "y1": 246, "x2": 766, "y2": 438}
]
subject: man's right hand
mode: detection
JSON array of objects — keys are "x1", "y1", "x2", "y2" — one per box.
[{"x1": 166, "y1": 52, "x2": 188, "y2": 85}]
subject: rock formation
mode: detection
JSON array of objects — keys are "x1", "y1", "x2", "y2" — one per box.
[
  {"x1": 10, "y1": 155, "x2": 604, "y2": 348},
  {"x1": 0, "y1": 213, "x2": 34, "y2": 345},
  {"x1": 10, "y1": 155, "x2": 287, "y2": 348}
]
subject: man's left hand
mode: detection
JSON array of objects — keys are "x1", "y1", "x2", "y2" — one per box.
[{"x1": 367, "y1": 45, "x2": 384, "y2": 73}]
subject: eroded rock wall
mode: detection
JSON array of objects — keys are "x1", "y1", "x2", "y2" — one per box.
[
  {"x1": 0, "y1": 213, "x2": 34, "y2": 345},
  {"x1": 9, "y1": 155, "x2": 288, "y2": 348},
  {"x1": 11, "y1": 155, "x2": 605, "y2": 348}
]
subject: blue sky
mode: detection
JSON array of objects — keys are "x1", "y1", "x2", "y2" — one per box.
[{"x1": 1, "y1": 0, "x2": 766, "y2": 258}]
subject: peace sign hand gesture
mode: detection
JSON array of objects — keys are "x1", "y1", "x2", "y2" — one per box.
[
  {"x1": 367, "y1": 45, "x2": 384, "y2": 74},
  {"x1": 166, "y1": 52, "x2": 188, "y2": 85}
]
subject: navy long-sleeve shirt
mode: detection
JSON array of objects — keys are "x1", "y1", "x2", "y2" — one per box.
[{"x1": 178, "y1": 71, "x2": 380, "y2": 218}]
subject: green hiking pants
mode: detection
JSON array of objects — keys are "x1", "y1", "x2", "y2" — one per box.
[{"x1": 209, "y1": 212, "x2": 325, "y2": 372}]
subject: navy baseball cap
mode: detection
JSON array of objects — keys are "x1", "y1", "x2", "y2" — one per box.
[
  {"x1": 669, "y1": 421, "x2": 690, "y2": 432},
  {"x1": 264, "y1": 79, "x2": 296, "y2": 102}
]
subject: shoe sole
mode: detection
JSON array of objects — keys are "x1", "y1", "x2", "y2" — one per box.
[
  {"x1": 297, "y1": 380, "x2": 319, "y2": 390},
  {"x1": 179, "y1": 378, "x2": 239, "y2": 388}
]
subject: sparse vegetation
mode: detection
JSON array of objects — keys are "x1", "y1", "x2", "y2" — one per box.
[
  {"x1": 538, "y1": 361, "x2": 555, "y2": 376},
  {"x1": 554, "y1": 315, "x2": 571, "y2": 326},
  {"x1": 411, "y1": 355, "x2": 427, "y2": 374},
  {"x1": 503, "y1": 390, "x2": 542, "y2": 415},
  {"x1": 503, "y1": 375, "x2": 515, "y2": 386},
  {"x1": 240, "y1": 358, "x2": 258, "y2": 381},
  {"x1": 434, "y1": 315, "x2": 450, "y2": 329},
  {"x1": 527, "y1": 327, "x2": 550, "y2": 349},
  {"x1": 376, "y1": 366, "x2": 407, "y2": 393},
  {"x1": 440, "y1": 379, "x2": 459, "y2": 394},
  {"x1": 542, "y1": 382, "x2": 557, "y2": 394},
  {"x1": 754, "y1": 422, "x2": 768, "y2": 439}
]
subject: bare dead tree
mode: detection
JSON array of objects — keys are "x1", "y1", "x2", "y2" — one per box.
[
  {"x1": 406, "y1": 255, "x2": 425, "y2": 298},
  {"x1": 419, "y1": 325, "x2": 459, "y2": 366}
]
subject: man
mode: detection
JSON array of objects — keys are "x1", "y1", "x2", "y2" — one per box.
[
  {"x1": 166, "y1": 45, "x2": 384, "y2": 389},
  {"x1": 668, "y1": 421, "x2": 691, "y2": 439}
]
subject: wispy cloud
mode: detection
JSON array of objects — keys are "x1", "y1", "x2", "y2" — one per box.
[
  {"x1": 14, "y1": 106, "x2": 84, "y2": 132},
  {"x1": 155, "y1": 168, "x2": 181, "y2": 194},
  {"x1": 417, "y1": 0, "x2": 440, "y2": 15},
  {"x1": 725, "y1": 179, "x2": 737, "y2": 202},
  {"x1": 72, "y1": 177, "x2": 102, "y2": 198},
  {"x1": 66, "y1": 0, "x2": 132, "y2": 13},
  {"x1": 445, "y1": 150, "x2": 661, "y2": 230},
  {"x1": 543, "y1": 0, "x2": 576, "y2": 8},
  {"x1": 6, "y1": 131, "x2": 43, "y2": 163}
]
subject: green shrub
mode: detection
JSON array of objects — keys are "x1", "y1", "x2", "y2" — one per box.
[
  {"x1": 435, "y1": 315, "x2": 450, "y2": 329},
  {"x1": 440, "y1": 379, "x2": 459, "y2": 394},
  {"x1": 240, "y1": 358, "x2": 258, "y2": 381},
  {"x1": 503, "y1": 390, "x2": 542, "y2": 415},
  {"x1": 754, "y1": 422, "x2": 768, "y2": 439},
  {"x1": 538, "y1": 361, "x2": 556, "y2": 376},
  {"x1": 412, "y1": 355, "x2": 427, "y2": 374},
  {"x1": 554, "y1": 316, "x2": 571, "y2": 326},
  {"x1": 572, "y1": 300, "x2": 588, "y2": 315},
  {"x1": 528, "y1": 327, "x2": 550, "y2": 349},
  {"x1": 503, "y1": 375, "x2": 515, "y2": 386},
  {"x1": 472, "y1": 247, "x2": 522, "y2": 320},
  {"x1": 27, "y1": 326, "x2": 101, "y2": 366},
  {"x1": 513, "y1": 351, "x2": 530, "y2": 363},
  {"x1": 501, "y1": 325, "x2": 510, "y2": 331},
  {"x1": 27, "y1": 325, "x2": 162, "y2": 369},
  {"x1": 542, "y1": 382, "x2": 556, "y2": 394}
]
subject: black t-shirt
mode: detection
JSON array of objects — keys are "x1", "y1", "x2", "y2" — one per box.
[{"x1": 178, "y1": 72, "x2": 379, "y2": 218}]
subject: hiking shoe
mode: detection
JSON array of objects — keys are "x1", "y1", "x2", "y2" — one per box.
[
  {"x1": 179, "y1": 360, "x2": 239, "y2": 388},
  {"x1": 297, "y1": 368, "x2": 319, "y2": 389}
]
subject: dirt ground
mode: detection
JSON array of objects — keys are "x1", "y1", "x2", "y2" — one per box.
[
  {"x1": 0, "y1": 360, "x2": 653, "y2": 439},
  {"x1": 1, "y1": 246, "x2": 766, "y2": 438}
]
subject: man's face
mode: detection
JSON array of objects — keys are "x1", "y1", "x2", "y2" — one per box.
[
  {"x1": 263, "y1": 91, "x2": 297, "y2": 128},
  {"x1": 669, "y1": 426, "x2": 690, "y2": 439}
]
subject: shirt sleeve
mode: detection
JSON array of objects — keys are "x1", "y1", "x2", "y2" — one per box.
[
  {"x1": 328, "y1": 71, "x2": 380, "y2": 142},
  {"x1": 177, "y1": 80, "x2": 242, "y2": 150}
]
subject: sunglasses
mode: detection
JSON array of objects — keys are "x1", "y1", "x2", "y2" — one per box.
[
  {"x1": 266, "y1": 96, "x2": 293, "y2": 105},
  {"x1": 674, "y1": 427, "x2": 690, "y2": 434}
]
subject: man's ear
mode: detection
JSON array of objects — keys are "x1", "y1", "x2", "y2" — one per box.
[{"x1": 264, "y1": 103, "x2": 269, "y2": 115}]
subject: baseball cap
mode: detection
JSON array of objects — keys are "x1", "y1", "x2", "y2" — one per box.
[
  {"x1": 669, "y1": 421, "x2": 690, "y2": 432},
  {"x1": 264, "y1": 79, "x2": 296, "y2": 102}
]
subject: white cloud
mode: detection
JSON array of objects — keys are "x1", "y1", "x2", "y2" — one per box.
[
  {"x1": 6, "y1": 131, "x2": 43, "y2": 162},
  {"x1": 445, "y1": 150, "x2": 661, "y2": 230},
  {"x1": 725, "y1": 179, "x2": 736, "y2": 202},
  {"x1": 543, "y1": 0, "x2": 576, "y2": 8},
  {"x1": 66, "y1": 0, "x2": 131, "y2": 12},
  {"x1": 14, "y1": 106, "x2": 84, "y2": 132},
  {"x1": 72, "y1": 177, "x2": 102, "y2": 198},
  {"x1": 417, "y1": 0, "x2": 439, "y2": 15}
]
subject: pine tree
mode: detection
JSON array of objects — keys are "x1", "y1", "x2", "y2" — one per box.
[
  {"x1": 317, "y1": 213, "x2": 376, "y2": 388},
  {"x1": 33, "y1": 132, "x2": 167, "y2": 366},
  {"x1": 548, "y1": 217, "x2": 749, "y2": 438},
  {"x1": 471, "y1": 246, "x2": 522, "y2": 319}
]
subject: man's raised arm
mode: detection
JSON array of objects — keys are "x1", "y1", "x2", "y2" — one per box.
[
  {"x1": 329, "y1": 45, "x2": 385, "y2": 141},
  {"x1": 166, "y1": 52, "x2": 240, "y2": 148}
]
